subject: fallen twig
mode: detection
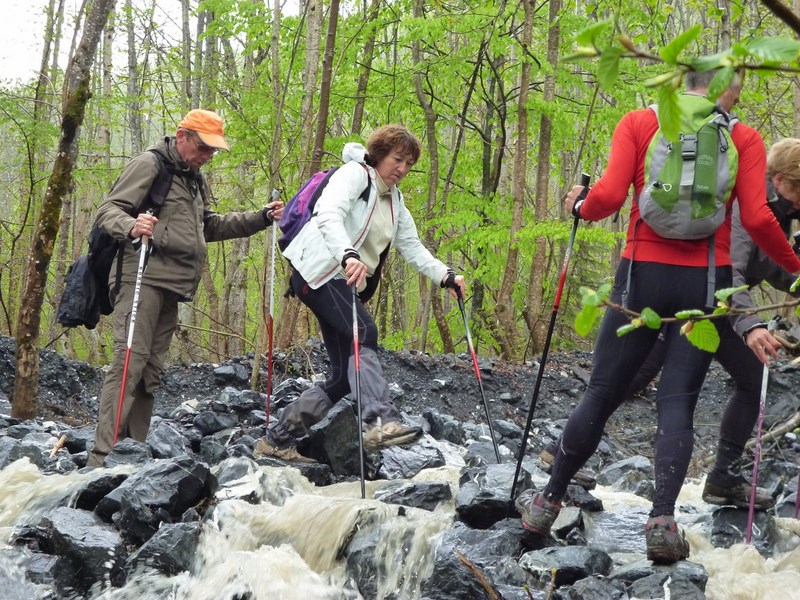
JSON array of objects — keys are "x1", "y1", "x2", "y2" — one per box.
[
  {"x1": 50, "y1": 434, "x2": 67, "y2": 457},
  {"x1": 454, "y1": 548, "x2": 502, "y2": 599}
]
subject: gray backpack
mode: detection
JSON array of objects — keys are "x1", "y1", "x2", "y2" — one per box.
[{"x1": 637, "y1": 94, "x2": 738, "y2": 240}]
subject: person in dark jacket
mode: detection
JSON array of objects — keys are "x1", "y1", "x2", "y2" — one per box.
[{"x1": 87, "y1": 109, "x2": 284, "y2": 467}]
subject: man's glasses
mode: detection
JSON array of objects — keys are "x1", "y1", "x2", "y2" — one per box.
[{"x1": 188, "y1": 132, "x2": 218, "y2": 155}]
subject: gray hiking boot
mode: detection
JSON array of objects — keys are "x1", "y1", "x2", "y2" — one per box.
[
  {"x1": 702, "y1": 475, "x2": 775, "y2": 510},
  {"x1": 538, "y1": 448, "x2": 597, "y2": 490},
  {"x1": 363, "y1": 418, "x2": 422, "y2": 449},
  {"x1": 514, "y1": 489, "x2": 561, "y2": 536},
  {"x1": 254, "y1": 436, "x2": 316, "y2": 463},
  {"x1": 645, "y1": 515, "x2": 690, "y2": 564}
]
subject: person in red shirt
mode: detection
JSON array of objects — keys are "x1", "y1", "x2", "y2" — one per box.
[{"x1": 515, "y1": 71, "x2": 800, "y2": 564}]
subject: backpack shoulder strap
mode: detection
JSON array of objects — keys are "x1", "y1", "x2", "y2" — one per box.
[
  {"x1": 145, "y1": 148, "x2": 176, "y2": 216},
  {"x1": 359, "y1": 163, "x2": 372, "y2": 202}
]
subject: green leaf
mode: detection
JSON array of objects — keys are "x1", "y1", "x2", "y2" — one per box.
[
  {"x1": 644, "y1": 70, "x2": 682, "y2": 89},
  {"x1": 706, "y1": 67, "x2": 734, "y2": 103},
  {"x1": 684, "y1": 319, "x2": 720, "y2": 352},
  {"x1": 575, "y1": 306, "x2": 600, "y2": 337},
  {"x1": 640, "y1": 307, "x2": 662, "y2": 329},
  {"x1": 579, "y1": 286, "x2": 600, "y2": 307},
  {"x1": 598, "y1": 46, "x2": 623, "y2": 90},
  {"x1": 656, "y1": 85, "x2": 681, "y2": 142},
  {"x1": 791, "y1": 277, "x2": 800, "y2": 293},
  {"x1": 576, "y1": 20, "x2": 612, "y2": 48},
  {"x1": 659, "y1": 24, "x2": 702, "y2": 64},
  {"x1": 715, "y1": 285, "x2": 748, "y2": 302},
  {"x1": 688, "y1": 50, "x2": 731, "y2": 73},
  {"x1": 675, "y1": 308, "x2": 705, "y2": 319},
  {"x1": 746, "y1": 37, "x2": 800, "y2": 64},
  {"x1": 712, "y1": 307, "x2": 729, "y2": 315},
  {"x1": 616, "y1": 323, "x2": 639, "y2": 337}
]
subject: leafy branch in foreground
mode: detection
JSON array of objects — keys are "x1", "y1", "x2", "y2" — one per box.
[
  {"x1": 565, "y1": 19, "x2": 800, "y2": 141},
  {"x1": 575, "y1": 282, "x2": 800, "y2": 353}
]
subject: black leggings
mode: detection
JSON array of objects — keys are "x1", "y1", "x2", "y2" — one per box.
[
  {"x1": 545, "y1": 259, "x2": 732, "y2": 516},
  {"x1": 291, "y1": 270, "x2": 377, "y2": 402}
]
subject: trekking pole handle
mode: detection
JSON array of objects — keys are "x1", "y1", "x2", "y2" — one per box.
[
  {"x1": 141, "y1": 208, "x2": 155, "y2": 245},
  {"x1": 578, "y1": 172, "x2": 590, "y2": 201}
]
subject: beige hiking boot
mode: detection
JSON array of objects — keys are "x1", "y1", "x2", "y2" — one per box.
[
  {"x1": 363, "y1": 419, "x2": 422, "y2": 449},
  {"x1": 254, "y1": 436, "x2": 317, "y2": 463}
]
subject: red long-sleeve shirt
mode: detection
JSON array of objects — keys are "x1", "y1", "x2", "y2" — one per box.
[{"x1": 581, "y1": 108, "x2": 800, "y2": 273}]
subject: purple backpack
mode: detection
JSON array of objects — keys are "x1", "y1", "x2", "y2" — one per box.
[{"x1": 278, "y1": 165, "x2": 372, "y2": 252}]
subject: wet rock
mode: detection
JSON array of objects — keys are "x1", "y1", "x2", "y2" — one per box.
[
  {"x1": 104, "y1": 438, "x2": 153, "y2": 467},
  {"x1": 628, "y1": 571, "x2": 706, "y2": 599},
  {"x1": 74, "y1": 472, "x2": 130, "y2": 512},
  {"x1": 596, "y1": 456, "x2": 654, "y2": 498},
  {"x1": 217, "y1": 387, "x2": 264, "y2": 414},
  {"x1": 33, "y1": 506, "x2": 126, "y2": 594},
  {"x1": 373, "y1": 481, "x2": 452, "y2": 511},
  {"x1": 709, "y1": 507, "x2": 771, "y2": 551},
  {"x1": 199, "y1": 436, "x2": 228, "y2": 465},
  {"x1": 96, "y1": 455, "x2": 216, "y2": 544},
  {"x1": 146, "y1": 419, "x2": 190, "y2": 458},
  {"x1": 297, "y1": 401, "x2": 362, "y2": 476},
  {"x1": 213, "y1": 362, "x2": 249, "y2": 384},
  {"x1": 0, "y1": 436, "x2": 44, "y2": 469},
  {"x1": 519, "y1": 545, "x2": 613, "y2": 587},
  {"x1": 419, "y1": 521, "x2": 530, "y2": 599},
  {"x1": 64, "y1": 425, "x2": 96, "y2": 453},
  {"x1": 379, "y1": 438, "x2": 446, "y2": 480},
  {"x1": 192, "y1": 410, "x2": 238, "y2": 436},
  {"x1": 455, "y1": 463, "x2": 522, "y2": 529},
  {"x1": 25, "y1": 551, "x2": 73, "y2": 590},
  {"x1": 552, "y1": 575, "x2": 628, "y2": 599},
  {"x1": 423, "y1": 409, "x2": 465, "y2": 445},
  {"x1": 610, "y1": 558, "x2": 708, "y2": 591},
  {"x1": 125, "y1": 521, "x2": 202, "y2": 576}
]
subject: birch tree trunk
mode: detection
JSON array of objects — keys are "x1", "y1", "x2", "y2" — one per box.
[
  {"x1": 126, "y1": 0, "x2": 143, "y2": 154},
  {"x1": 299, "y1": 0, "x2": 323, "y2": 180},
  {"x1": 351, "y1": 0, "x2": 380, "y2": 136},
  {"x1": 13, "y1": 0, "x2": 117, "y2": 419}
]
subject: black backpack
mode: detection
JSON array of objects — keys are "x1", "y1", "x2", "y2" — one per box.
[{"x1": 56, "y1": 149, "x2": 175, "y2": 329}]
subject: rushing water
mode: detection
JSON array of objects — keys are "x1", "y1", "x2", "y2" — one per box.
[{"x1": 1, "y1": 457, "x2": 800, "y2": 599}]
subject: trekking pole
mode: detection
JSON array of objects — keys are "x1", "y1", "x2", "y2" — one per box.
[
  {"x1": 265, "y1": 189, "x2": 281, "y2": 425},
  {"x1": 456, "y1": 290, "x2": 501, "y2": 463},
  {"x1": 112, "y1": 212, "x2": 153, "y2": 446},
  {"x1": 794, "y1": 471, "x2": 800, "y2": 519},
  {"x1": 746, "y1": 361, "x2": 769, "y2": 544},
  {"x1": 510, "y1": 173, "x2": 590, "y2": 503},
  {"x1": 352, "y1": 284, "x2": 366, "y2": 499}
]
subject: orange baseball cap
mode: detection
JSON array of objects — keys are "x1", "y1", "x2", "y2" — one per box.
[{"x1": 178, "y1": 109, "x2": 230, "y2": 151}]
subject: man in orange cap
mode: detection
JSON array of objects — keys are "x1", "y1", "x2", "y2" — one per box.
[{"x1": 87, "y1": 108, "x2": 283, "y2": 467}]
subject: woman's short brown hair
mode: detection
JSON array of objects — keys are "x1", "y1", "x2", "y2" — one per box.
[{"x1": 366, "y1": 124, "x2": 421, "y2": 166}]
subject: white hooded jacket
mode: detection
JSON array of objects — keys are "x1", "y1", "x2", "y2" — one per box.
[{"x1": 282, "y1": 142, "x2": 449, "y2": 290}]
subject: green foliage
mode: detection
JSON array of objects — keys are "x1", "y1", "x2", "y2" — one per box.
[{"x1": 682, "y1": 319, "x2": 720, "y2": 353}]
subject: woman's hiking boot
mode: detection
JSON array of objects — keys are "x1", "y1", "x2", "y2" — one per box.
[
  {"x1": 645, "y1": 515, "x2": 690, "y2": 564},
  {"x1": 363, "y1": 418, "x2": 422, "y2": 449},
  {"x1": 537, "y1": 448, "x2": 597, "y2": 490},
  {"x1": 254, "y1": 436, "x2": 317, "y2": 463},
  {"x1": 702, "y1": 475, "x2": 775, "y2": 510},
  {"x1": 514, "y1": 489, "x2": 561, "y2": 536}
]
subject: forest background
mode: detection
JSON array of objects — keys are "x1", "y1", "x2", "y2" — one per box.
[{"x1": 3, "y1": 0, "x2": 800, "y2": 416}]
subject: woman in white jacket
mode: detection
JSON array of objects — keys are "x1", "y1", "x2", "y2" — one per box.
[{"x1": 256, "y1": 124, "x2": 466, "y2": 462}]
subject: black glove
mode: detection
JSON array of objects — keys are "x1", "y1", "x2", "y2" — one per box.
[
  {"x1": 441, "y1": 269, "x2": 458, "y2": 290},
  {"x1": 571, "y1": 198, "x2": 584, "y2": 218},
  {"x1": 261, "y1": 206, "x2": 275, "y2": 226}
]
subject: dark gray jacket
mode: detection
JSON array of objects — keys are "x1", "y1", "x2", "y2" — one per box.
[
  {"x1": 730, "y1": 181, "x2": 800, "y2": 338},
  {"x1": 94, "y1": 138, "x2": 269, "y2": 301}
]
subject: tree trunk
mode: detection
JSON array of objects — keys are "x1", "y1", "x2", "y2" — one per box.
[
  {"x1": 351, "y1": 0, "x2": 380, "y2": 135},
  {"x1": 494, "y1": 0, "x2": 533, "y2": 359},
  {"x1": 299, "y1": 0, "x2": 323, "y2": 179},
  {"x1": 13, "y1": 0, "x2": 117, "y2": 419},
  {"x1": 126, "y1": 0, "x2": 143, "y2": 154},
  {"x1": 310, "y1": 0, "x2": 340, "y2": 173},
  {"x1": 525, "y1": 0, "x2": 560, "y2": 353}
]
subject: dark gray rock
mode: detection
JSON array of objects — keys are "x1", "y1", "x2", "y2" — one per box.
[
  {"x1": 379, "y1": 438, "x2": 446, "y2": 480},
  {"x1": 423, "y1": 409, "x2": 465, "y2": 445},
  {"x1": 146, "y1": 419, "x2": 190, "y2": 458},
  {"x1": 455, "y1": 463, "x2": 522, "y2": 529},
  {"x1": 519, "y1": 546, "x2": 613, "y2": 587},
  {"x1": 374, "y1": 481, "x2": 452, "y2": 511},
  {"x1": 125, "y1": 521, "x2": 202, "y2": 576},
  {"x1": 628, "y1": 571, "x2": 706, "y2": 599},
  {"x1": 104, "y1": 438, "x2": 153, "y2": 467},
  {"x1": 192, "y1": 410, "x2": 238, "y2": 435},
  {"x1": 552, "y1": 575, "x2": 628, "y2": 599},
  {"x1": 610, "y1": 558, "x2": 708, "y2": 591}
]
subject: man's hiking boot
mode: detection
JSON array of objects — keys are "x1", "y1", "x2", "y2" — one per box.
[
  {"x1": 364, "y1": 419, "x2": 422, "y2": 449},
  {"x1": 538, "y1": 448, "x2": 597, "y2": 491},
  {"x1": 702, "y1": 475, "x2": 775, "y2": 510},
  {"x1": 515, "y1": 489, "x2": 561, "y2": 536},
  {"x1": 645, "y1": 515, "x2": 690, "y2": 564},
  {"x1": 254, "y1": 436, "x2": 316, "y2": 463}
]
